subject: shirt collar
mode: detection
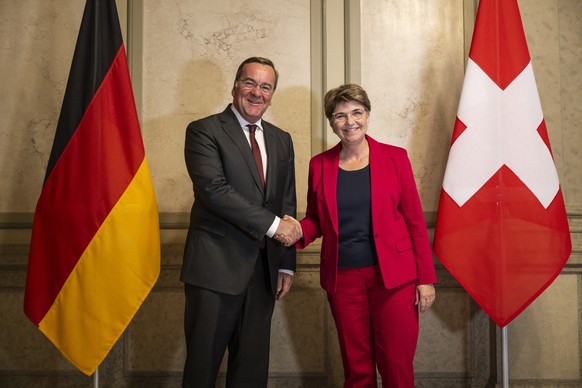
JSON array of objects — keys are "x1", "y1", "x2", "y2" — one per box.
[{"x1": 230, "y1": 105, "x2": 263, "y2": 131}]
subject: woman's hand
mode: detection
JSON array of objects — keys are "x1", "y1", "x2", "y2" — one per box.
[{"x1": 415, "y1": 284, "x2": 436, "y2": 313}]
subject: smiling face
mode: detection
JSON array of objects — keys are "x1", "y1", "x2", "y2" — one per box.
[
  {"x1": 231, "y1": 62, "x2": 276, "y2": 123},
  {"x1": 330, "y1": 100, "x2": 370, "y2": 146}
]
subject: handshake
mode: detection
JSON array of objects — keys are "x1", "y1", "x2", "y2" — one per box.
[{"x1": 273, "y1": 215, "x2": 302, "y2": 247}]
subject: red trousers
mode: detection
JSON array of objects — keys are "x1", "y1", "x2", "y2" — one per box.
[{"x1": 327, "y1": 266, "x2": 419, "y2": 388}]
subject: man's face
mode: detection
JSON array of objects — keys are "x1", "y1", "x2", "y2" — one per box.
[{"x1": 232, "y1": 62, "x2": 276, "y2": 123}]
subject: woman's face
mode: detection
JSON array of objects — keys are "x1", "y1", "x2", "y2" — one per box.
[{"x1": 329, "y1": 100, "x2": 369, "y2": 146}]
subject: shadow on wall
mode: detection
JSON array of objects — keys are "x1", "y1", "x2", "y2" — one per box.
[{"x1": 142, "y1": 59, "x2": 228, "y2": 213}]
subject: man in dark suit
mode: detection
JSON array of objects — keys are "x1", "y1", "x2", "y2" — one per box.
[{"x1": 181, "y1": 57, "x2": 301, "y2": 388}]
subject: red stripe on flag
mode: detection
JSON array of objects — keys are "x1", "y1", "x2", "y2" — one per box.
[{"x1": 24, "y1": 47, "x2": 143, "y2": 324}]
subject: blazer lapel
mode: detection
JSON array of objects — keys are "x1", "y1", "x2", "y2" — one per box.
[
  {"x1": 367, "y1": 136, "x2": 383, "y2": 225},
  {"x1": 323, "y1": 143, "x2": 341, "y2": 235}
]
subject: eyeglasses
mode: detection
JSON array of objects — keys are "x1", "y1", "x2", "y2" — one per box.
[
  {"x1": 331, "y1": 109, "x2": 366, "y2": 123},
  {"x1": 238, "y1": 79, "x2": 274, "y2": 95}
]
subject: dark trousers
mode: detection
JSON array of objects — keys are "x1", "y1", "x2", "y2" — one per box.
[{"x1": 182, "y1": 251, "x2": 275, "y2": 388}]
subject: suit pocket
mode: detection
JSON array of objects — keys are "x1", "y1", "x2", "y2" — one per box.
[
  {"x1": 395, "y1": 237, "x2": 413, "y2": 253},
  {"x1": 393, "y1": 236, "x2": 417, "y2": 284}
]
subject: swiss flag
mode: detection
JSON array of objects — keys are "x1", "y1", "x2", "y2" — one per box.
[{"x1": 433, "y1": 0, "x2": 571, "y2": 328}]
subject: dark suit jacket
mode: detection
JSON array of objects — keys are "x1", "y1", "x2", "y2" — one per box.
[
  {"x1": 181, "y1": 105, "x2": 297, "y2": 296},
  {"x1": 297, "y1": 135, "x2": 436, "y2": 293}
]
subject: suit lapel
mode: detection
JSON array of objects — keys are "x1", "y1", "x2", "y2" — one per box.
[
  {"x1": 367, "y1": 136, "x2": 383, "y2": 228},
  {"x1": 263, "y1": 124, "x2": 276, "y2": 201},
  {"x1": 218, "y1": 107, "x2": 264, "y2": 195}
]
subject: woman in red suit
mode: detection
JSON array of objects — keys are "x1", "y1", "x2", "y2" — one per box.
[{"x1": 296, "y1": 84, "x2": 437, "y2": 387}]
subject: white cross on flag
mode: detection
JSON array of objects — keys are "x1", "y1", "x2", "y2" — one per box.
[{"x1": 433, "y1": 0, "x2": 571, "y2": 328}]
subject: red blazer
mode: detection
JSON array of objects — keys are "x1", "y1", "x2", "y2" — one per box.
[{"x1": 297, "y1": 135, "x2": 437, "y2": 293}]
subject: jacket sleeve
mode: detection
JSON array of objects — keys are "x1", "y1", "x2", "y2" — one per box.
[
  {"x1": 397, "y1": 149, "x2": 437, "y2": 285},
  {"x1": 278, "y1": 132, "x2": 297, "y2": 271},
  {"x1": 297, "y1": 157, "x2": 323, "y2": 249}
]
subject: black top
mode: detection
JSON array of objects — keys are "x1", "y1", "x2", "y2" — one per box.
[{"x1": 336, "y1": 165, "x2": 378, "y2": 269}]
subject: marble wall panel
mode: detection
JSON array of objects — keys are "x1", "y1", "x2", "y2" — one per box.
[
  {"x1": 125, "y1": 290, "x2": 184, "y2": 373},
  {"x1": 359, "y1": 0, "x2": 466, "y2": 212},
  {"x1": 558, "y1": 0, "x2": 582, "y2": 210},
  {"x1": 269, "y1": 287, "x2": 328, "y2": 375},
  {"x1": 141, "y1": 0, "x2": 312, "y2": 213},
  {"x1": 0, "y1": 1, "x2": 84, "y2": 213},
  {"x1": 415, "y1": 289, "x2": 470, "y2": 374},
  {"x1": 570, "y1": 214, "x2": 582, "y2": 265},
  {"x1": 519, "y1": 0, "x2": 566, "y2": 191},
  {"x1": 509, "y1": 274, "x2": 580, "y2": 380},
  {"x1": 0, "y1": 289, "x2": 75, "y2": 373}
]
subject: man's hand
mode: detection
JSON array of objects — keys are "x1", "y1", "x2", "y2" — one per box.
[
  {"x1": 276, "y1": 272, "x2": 294, "y2": 300},
  {"x1": 273, "y1": 215, "x2": 302, "y2": 246}
]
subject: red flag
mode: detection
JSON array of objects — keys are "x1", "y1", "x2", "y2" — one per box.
[
  {"x1": 433, "y1": 0, "x2": 571, "y2": 328},
  {"x1": 23, "y1": 0, "x2": 160, "y2": 374}
]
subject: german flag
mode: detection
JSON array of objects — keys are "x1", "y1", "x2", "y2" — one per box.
[{"x1": 23, "y1": 0, "x2": 160, "y2": 375}]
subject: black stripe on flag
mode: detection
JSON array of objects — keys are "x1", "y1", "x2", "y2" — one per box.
[{"x1": 45, "y1": 0, "x2": 123, "y2": 183}]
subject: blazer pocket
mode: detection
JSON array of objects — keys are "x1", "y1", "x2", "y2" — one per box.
[{"x1": 395, "y1": 237, "x2": 413, "y2": 253}]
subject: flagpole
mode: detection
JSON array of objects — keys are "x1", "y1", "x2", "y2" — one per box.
[
  {"x1": 501, "y1": 326, "x2": 509, "y2": 387},
  {"x1": 93, "y1": 366, "x2": 99, "y2": 388}
]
